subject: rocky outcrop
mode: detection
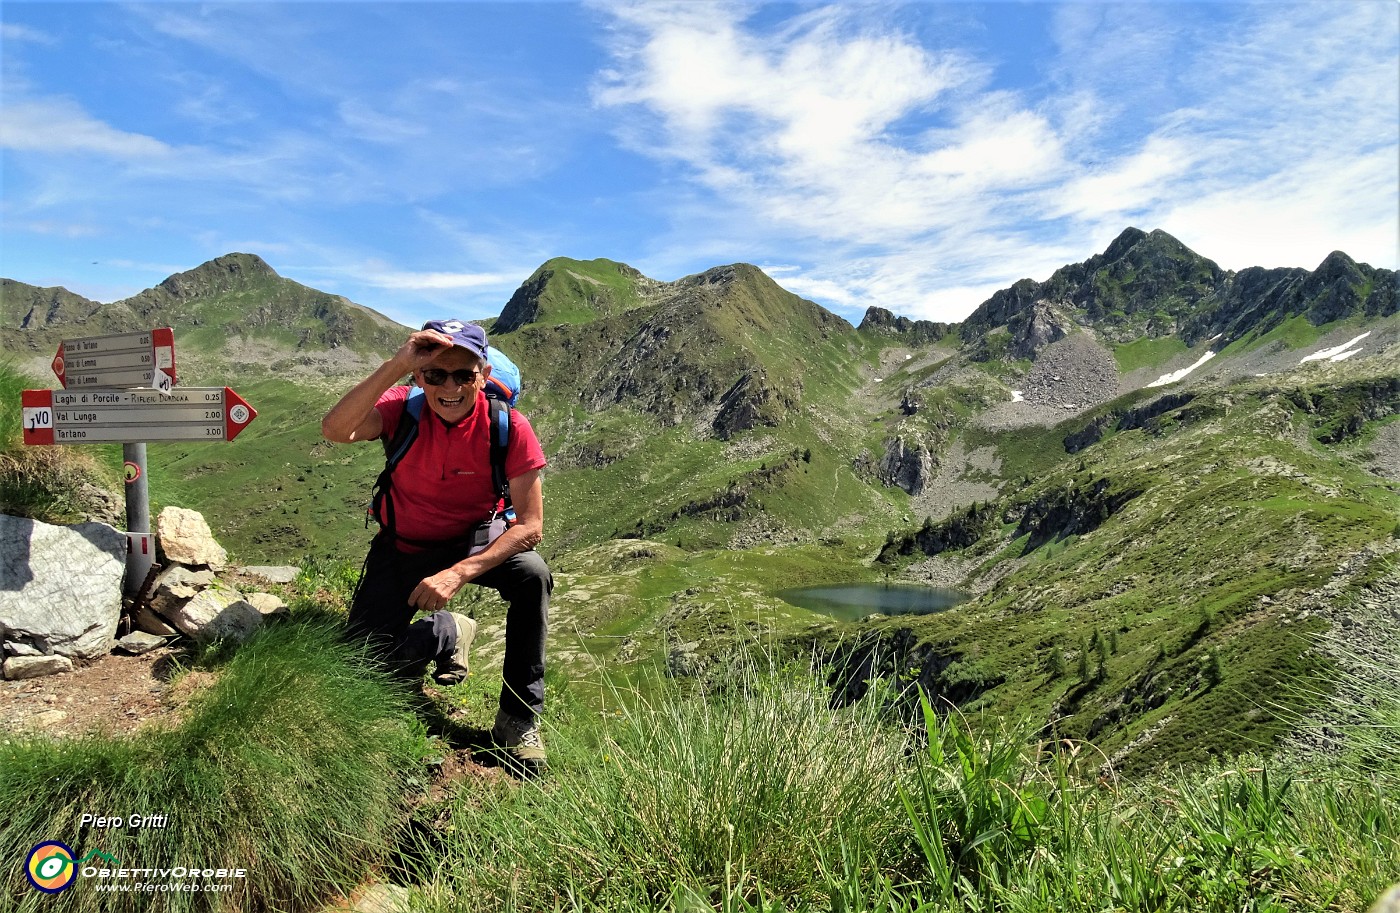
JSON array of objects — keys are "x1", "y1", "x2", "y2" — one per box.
[
  {"x1": 0, "y1": 516, "x2": 124, "y2": 663},
  {"x1": 713, "y1": 370, "x2": 790, "y2": 440},
  {"x1": 1064, "y1": 392, "x2": 1199, "y2": 453},
  {"x1": 129, "y1": 514, "x2": 289, "y2": 643},
  {"x1": 1007, "y1": 301, "x2": 1070, "y2": 359},
  {"x1": 879, "y1": 501, "x2": 1000, "y2": 562},
  {"x1": 876, "y1": 436, "x2": 935, "y2": 495},
  {"x1": 1014, "y1": 479, "x2": 1141, "y2": 553},
  {"x1": 857, "y1": 306, "x2": 950, "y2": 343}
]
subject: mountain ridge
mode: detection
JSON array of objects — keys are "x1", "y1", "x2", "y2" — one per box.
[{"x1": 2, "y1": 229, "x2": 1398, "y2": 775}]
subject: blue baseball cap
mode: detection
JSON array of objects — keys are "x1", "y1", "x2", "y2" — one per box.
[{"x1": 421, "y1": 319, "x2": 488, "y2": 360}]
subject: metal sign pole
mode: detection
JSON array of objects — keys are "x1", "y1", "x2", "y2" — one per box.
[{"x1": 122, "y1": 442, "x2": 153, "y2": 597}]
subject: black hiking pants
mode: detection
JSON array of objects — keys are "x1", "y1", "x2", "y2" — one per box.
[{"x1": 347, "y1": 534, "x2": 551, "y2": 720}]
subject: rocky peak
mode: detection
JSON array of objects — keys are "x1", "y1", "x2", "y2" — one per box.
[
  {"x1": 858, "y1": 306, "x2": 951, "y2": 343},
  {"x1": 495, "y1": 257, "x2": 653, "y2": 334},
  {"x1": 156, "y1": 253, "x2": 278, "y2": 299},
  {"x1": 1101, "y1": 226, "x2": 1149, "y2": 263},
  {"x1": 1008, "y1": 300, "x2": 1069, "y2": 359},
  {"x1": 960, "y1": 227, "x2": 1225, "y2": 344}
]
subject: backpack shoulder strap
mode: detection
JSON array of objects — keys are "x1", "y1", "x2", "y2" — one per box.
[
  {"x1": 382, "y1": 387, "x2": 425, "y2": 466},
  {"x1": 369, "y1": 387, "x2": 425, "y2": 533},
  {"x1": 488, "y1": 398, "x2": 512, "y2": 504}
]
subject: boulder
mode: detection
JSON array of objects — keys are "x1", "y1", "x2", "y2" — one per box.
[
  {"x1": 156, "y1": 507, "x2": 228, "y2": 570},
  {"x1": 0, "y1": 515, "x2": 124, "y2": 661},
  {"x1": 3, "y1": 655, "x2": 74, "y2": 680},
  {"x1": 231, "y1": 565, "x2": 299, "y2": 587},
  {"x1": 1371, "y1": 885, "x2": 1400, "y2": 913},
  {"x1": 167, "y1": 587, "x2": 263, "y2": 644},
  {"x1": 149, "y1": 566, "x2": 218, "y2": 617},
  {"x1": 115, "y1": 632, "x2": 168, "y2": 656},
  {"x1": 246, "y1": 592, "x2": 288, "y2": 616}
]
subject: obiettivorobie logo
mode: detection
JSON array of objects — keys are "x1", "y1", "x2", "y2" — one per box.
[
  {"x1": 24, "y1": 843, "x2": 119, "y2": 893},
  {"x1": 23, "y1": 841, "x2": 247, "y2": 895}
]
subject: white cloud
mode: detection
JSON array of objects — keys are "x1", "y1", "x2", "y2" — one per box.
[
  {"x1": 1043, "y1": 135, "x2": 1197, "y2": 223},
  {"x1": 1, "y1": 23, "x2": 55, "y2": 44},
  {"x1": 0, "y1": 99, "x2": 173, "y2": 158},
  {"x1": 596, "y1": 2, "x2": 1397, "y2": 322},
  {"x1": 6, "y1": 220, "x2": 102, "y2": 238}
]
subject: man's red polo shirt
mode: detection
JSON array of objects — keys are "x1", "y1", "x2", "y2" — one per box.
[{"x1": 373, "y1": 385, "x2": 547, "y2": 546}]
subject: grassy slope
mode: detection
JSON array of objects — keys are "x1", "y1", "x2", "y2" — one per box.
[
  {"x1": 522, "y1": 257, "x2": 653, "y2": 326},
  {"x1": 863, "y1": 361, "x2": 1398, "y2": 772},
  {"x1": 0, "y1": 615, "x2": 426, "y2": 913},
  {"x1": 4, "y1": 262, "x2": 1395, "y2": 773}
]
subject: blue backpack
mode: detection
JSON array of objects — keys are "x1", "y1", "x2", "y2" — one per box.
[
  {"x1": 368, "y1": 348, "x2": 519, "y2": 544},
  {"x1": 484, "y1": 347, "x2": 522, "y2": 406}
]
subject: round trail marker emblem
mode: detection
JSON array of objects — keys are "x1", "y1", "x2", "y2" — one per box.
[
  {"x1": 124, "y1": 461, "x2": 142, "y2": 483},
  {"x1": 230, "y1": 404, "x2": 250, "y2": 424}
]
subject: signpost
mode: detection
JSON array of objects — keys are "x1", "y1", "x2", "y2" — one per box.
[
  {"x1": 51, "y1": 328, "x2": 176, "y2": 390},
  {"x1": 22, "y1": 328, "x2": 255, "y2": 595},
  {"x1": 21, "y1": 387, "x2": 257, "y2": 444}
]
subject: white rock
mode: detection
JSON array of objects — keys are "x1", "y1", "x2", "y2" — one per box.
[
  {"x1": 0, "y1": 515, "x2": 124, "y2": 660},
  {"x1": 156, "y1": 507, "x2": 228, "y2": 570},
  {"x1": 246, "y1": 592, "x2": 288, "y2": 616},
  {"x1": 3, "y1": 655, "x2": 73, "y2": 680}
]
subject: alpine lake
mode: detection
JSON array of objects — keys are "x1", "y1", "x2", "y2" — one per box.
[{"x1": 774, "y1": 583, "x2": 968, "y2": 622}]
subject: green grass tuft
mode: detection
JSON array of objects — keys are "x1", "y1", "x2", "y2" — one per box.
[{"x1": 0, "y1": 614, "x2": 427, "y2": 912}]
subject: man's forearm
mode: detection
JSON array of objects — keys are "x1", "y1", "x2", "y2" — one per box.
[
  {"x1": 322, "y1": 359, "x2": 406, "y2": 442},
  {"x1": 451, "y1": 522, "x2": 544, "y2": 581}
]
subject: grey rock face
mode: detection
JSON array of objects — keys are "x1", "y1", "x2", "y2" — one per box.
[
  {"x1": 156, "y1": 507, "x2": 228, "y2": 570},
  {"x1": 713, "y1": 370, "x2": 790, "y2": 440},
  {"x1": 0, "y1": 515, "x2": 124, "y2": 661},
  {"x1": 168, "y1": 587, "x2": 263, "y2": 643},
  {"x1": 877, "y1": 437, "x2": 934, "y2": 495},
  {"x1": 3, "y1": 654, "x2": 74, "y2": 680},
  {"x1": 1008, "y1": 301, "x2": 1069, "y2": 359}
]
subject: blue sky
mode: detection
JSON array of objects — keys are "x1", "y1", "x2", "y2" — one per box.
[{"x1": 2, "y1": 1, "x2": 1396, "y2": 329}]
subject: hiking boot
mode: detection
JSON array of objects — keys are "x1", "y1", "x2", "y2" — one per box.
[
  {"x1": 432, "y1": 613, "x2": 476, "y2": 686},
  {"x1": 492, "y1": 708, "x2": 547, "y2": 777}
]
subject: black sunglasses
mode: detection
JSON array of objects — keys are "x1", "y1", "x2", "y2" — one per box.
[{"x1": 419, "y1": 367, "x2": 480, "y2": 386}]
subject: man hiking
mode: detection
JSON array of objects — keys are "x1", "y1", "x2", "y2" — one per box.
[{"x1": 322, "y1": 319, "x2": 550, "y2": 775}]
